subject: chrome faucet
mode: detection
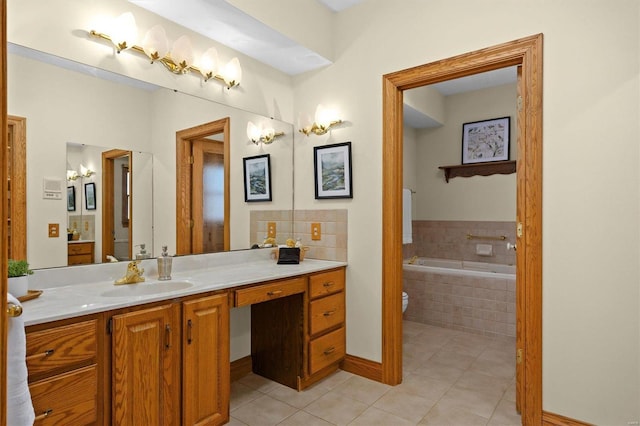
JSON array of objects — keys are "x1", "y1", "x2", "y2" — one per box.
[{"x1": 114, "y1": 260, "x2": 146, "y2": 285}]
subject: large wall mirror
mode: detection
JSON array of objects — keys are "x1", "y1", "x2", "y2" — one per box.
[{"x1": 7, "y1": 43, "x2": 294, "y2": 269}]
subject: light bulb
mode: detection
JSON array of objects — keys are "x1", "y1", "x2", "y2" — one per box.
[
  {"x1": 110, "y1": 12, "x2": 137, "y2": 52},
  {"x1": 171, "y1": 36, "x2": 194, "y2": 72},
  {"x1": 222, "y1": 57, "x2": 242, "y2": 87},
  {"x1": 142, "y1": 25, "x2": 169, "y2": 62},
  {"x1": 199, "y1": 47, "x2": 219, "y2": 80},
  {"x1": 247, "y1": 121, "x2": 261, "y2": 143}
]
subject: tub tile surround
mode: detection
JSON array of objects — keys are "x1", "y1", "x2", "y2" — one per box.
[
  {"x1": 403, "y1": 268, "x2": 516, "y2": 337},
  {"x1": 403, "y1": 220, "x2": 516, "y2": 266},
  {"x1": 251, "y1": 209, "x2": 348, "y2": 262}
]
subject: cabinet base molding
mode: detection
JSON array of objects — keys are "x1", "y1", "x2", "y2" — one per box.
[
  {"x1": 543, "y1": 411, "x2": 593, "y2": 426},
  {"x1": 340, "y1": 354, "x2": 382, "y2": 383},
  {"x1": 230, "y1": 356, "x2": 253, "y2": 382}
]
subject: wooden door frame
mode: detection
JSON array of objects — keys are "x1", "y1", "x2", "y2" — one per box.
[
  {"x1": 381, "y1": 34, "x2": 543, "y2": 424},
  {"x1": 102, "y1": 149, "x2": 132, "y2": 262},
  {"x1": 176, "y1": 118, "x2": 230, "y2": 255},
  {"x1": 7, "y1": 115, "x2": 26, "y2": 260},
  {"x1": 1, "y1": 0, "x2": 8, "y2": 422}
]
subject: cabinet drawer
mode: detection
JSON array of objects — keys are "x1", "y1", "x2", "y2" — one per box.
[
  {"x1": 235, "y1": 277, "x2": 306, "y2": 307},
  {"x1": 67, "y1": 254, "x2": 93, "y2": 265},
  {"x1": 309, "y1": 327, "x2": 345, "y2": 374},
  {"x1": 26, "y1": 320, "x2": 97, "y2": 378},
  {"x1": 309, "y1": 269, "x2": 345, "y2": 299},
  {"x1": 30, "y1": 365, "x2": 97, "y2": 425},
  {"x1": 68, "y1": 243, "x2": 93, "y2": 255},
  {"x1": 309, "y1": 292, "x2": 345, "y2": 336}
]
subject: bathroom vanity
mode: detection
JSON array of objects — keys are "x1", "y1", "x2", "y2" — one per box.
[{"x1": 21, "y1": 251, "x2": 346, "y2": 425}]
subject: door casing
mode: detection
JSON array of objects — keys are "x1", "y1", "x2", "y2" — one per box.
[{"x1": 381, "y1": 34, "x2": 543, "y2": 425}]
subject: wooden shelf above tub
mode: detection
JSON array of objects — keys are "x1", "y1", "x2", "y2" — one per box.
[{"x1": 438, "y1": 160, "x2": 516, "y2": 183}]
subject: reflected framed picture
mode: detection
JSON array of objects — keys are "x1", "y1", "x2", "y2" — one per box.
[
  {"x1": 67, "y1": 186, "x2": 76, "y2": 211},
  {"x1": 314, "y1": 142, "x2": 353, "y2": 199},
  {"x1": 243, "y1": 154, "x2": 272, "y2": 202},
  {"x1": 85, "y1": 182, "x2": 97, "y2": 210},
  {"x1": 461, "y1": 116, "x2": 510, "y2": 164}
]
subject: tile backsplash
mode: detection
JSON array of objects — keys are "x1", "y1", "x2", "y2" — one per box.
[
  {"x1": 250, "y1": 209, "x2": 347, "y2": 262},
  {"x1": 403, "y1": 220, "x2": 516, "y2": 265}
]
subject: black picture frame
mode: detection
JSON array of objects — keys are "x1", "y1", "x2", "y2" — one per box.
[
  {"x1": 67, "y1": 186, "x2": 76, "y2": 211},
  {"x1": 85, "y1": 182, "x2": 97, "y2": 210},
  {"x1": 461, "y1": 116, "x2": 510, "y2": 164},
  {"x1": 314, "y1": 142, "x2": 353, "y2": 199},
  {"x1": 243, "y1": 154, "x2": 272, "y2": 202}
]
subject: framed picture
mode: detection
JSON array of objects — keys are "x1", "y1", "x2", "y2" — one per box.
[
  {"x1": 461, "y1": 116, "x2": 510, "y2": 164},
  {"x1": 85, "y1": 182, "x2": 97, "y2": 210},
  {"x1": 243, "y1": 154, "x2": 272, "y2": 202},
  {"x1": 314, "y1": 142, "x2": 353, "y2": 199},
  {"x1": 67, "y1": 186, "x2": 76, "y2": 211}
]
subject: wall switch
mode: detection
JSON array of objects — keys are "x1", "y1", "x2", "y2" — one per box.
[
  {"x1": 48, "y1": 223, "x2": 59, "y2": 238},
  {"x1": 267, "y1": 222, "x2": 277, "y2": 238},
  {"x1": 311, "y1": 223, "x2": 322, "y2": 241}
]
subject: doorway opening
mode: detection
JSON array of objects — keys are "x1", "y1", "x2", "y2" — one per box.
[
  {"x1": 102, "y1": 149, "x2": 132, "y2": 262},
  {"x1": 176, "y1": 118, "x2": 230, "y2": 255},
  {"x1": 382, "y1": 35, "x2": 543, "y2": 424}
]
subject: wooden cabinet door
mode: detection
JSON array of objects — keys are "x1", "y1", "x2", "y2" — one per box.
[
  {"x1": 183, "y1": 294, "x2": 230, "y2": 426},
  {"x1": 112, "y1": 304, "x2": 180, "y2": 426}
]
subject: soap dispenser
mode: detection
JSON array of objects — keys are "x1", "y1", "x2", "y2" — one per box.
[
  {"x1": 135, "y1": 243, "x2": 151, "y2": 260},
  {"x1": 157, "y1": 246, "x2": 172, "y2": 281}
]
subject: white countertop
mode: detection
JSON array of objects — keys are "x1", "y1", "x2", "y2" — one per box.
[{"x1": 21, "y1": 250, "x2": 346, "y2": 326}]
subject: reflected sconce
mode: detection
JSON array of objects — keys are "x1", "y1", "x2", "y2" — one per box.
[
  {"x1": 247, "y1": 121, "x2": 284, "y2": 145},
  {"x1": 80, "y1": 165, "x2": 95, "y2": 178},
  {"x1": 299, "y1": 104, "x2": 343, "y2": 136},
  {"x1": 66, "y1": 170, "x2": 79, "y2": 181},
  {"x1": 89, "y1": 12, "x2": 242, "y2": 89}
]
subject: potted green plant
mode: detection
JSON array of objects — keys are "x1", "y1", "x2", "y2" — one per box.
[{"x1": 8, "y1": 259, "x2": 33, "y2": 297}]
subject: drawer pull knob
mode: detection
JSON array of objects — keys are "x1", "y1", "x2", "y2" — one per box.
[
  {"x1": 267, "y1": 290, "x2": 283, "y2": 296},
  {"x1": 323, "y1": 310, "x2": 336, "y2": 317},
  {"x1": 322, "y1": 281, "x2": 334, "y2": 288},
  {"x1": 323, "y1": 346, "x2": 336, "y2": 355},
  {"x1": 34, "y1": 409, "x2": 53, "y2": 421},
  {"x1": 27, "y1": 349, "x2": 54, "y2": 362}
]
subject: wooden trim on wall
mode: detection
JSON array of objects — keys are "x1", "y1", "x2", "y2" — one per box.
[
  {"x1": 230, "y1": 355, "x2": 253, "y2": 382},
  {"x1": 7, "y1": 116, "x2": 26, "y2": 260},
  {"x1": 543, "y1": 411, "x2": 594, "y2": 426},
  {"x1": 381, "y1": 34, "x2": 543, "y2": 425},
  {"x1": 176, "y1": 118, "x2": 230, "y2": 255},
  {"x1": 340, "y1": 354, "x2": 382, "y2": 383}
]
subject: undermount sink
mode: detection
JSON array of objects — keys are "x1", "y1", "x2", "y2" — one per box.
[{"x1": 101, "y1": 281, "x2": 194, "y2": 297}]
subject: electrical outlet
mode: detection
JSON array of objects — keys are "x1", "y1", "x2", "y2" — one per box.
[
  {"x1": 48, "y1": 223, "x2": 59, "y2": 238},
  {"x1": 267, "y1": 222, "x2": 277, "y2": 238},
  {"x1": 311, "y1": 223, "x2": 321, "y2": 240}
]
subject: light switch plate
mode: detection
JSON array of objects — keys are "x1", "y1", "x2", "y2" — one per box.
[
  {"x1": 267, "y1": 222, "x2": 277, "y2": 238},
  {"x1": 311, "y1": 223, "x2": 321, "y2": 240},
  {"x1": 48, "y1": 223, "x2": 59, "y2": 238}
]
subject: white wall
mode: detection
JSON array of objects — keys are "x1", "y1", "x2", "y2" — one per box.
[
  {"x1": 414, "y1": 83, "x2": 517, "y2": 221},
  {"x1": 293, "y1": 1, "x2": 639, "y2": 424}
]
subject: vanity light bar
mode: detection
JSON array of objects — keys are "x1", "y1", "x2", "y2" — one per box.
[{"x1": 88, "y1": 30, "x2": 241, "y2": 89}]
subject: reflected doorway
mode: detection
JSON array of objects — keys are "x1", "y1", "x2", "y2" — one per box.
[
  {"x1": 176, "y1": 118, "x2": 230, "y2": 255},
  {"x1": 102, "y1": 149, "x2": 132, "y2": 262},
  {"x1": 7, "y1": 115, "x2": 26, "y2": 260}
]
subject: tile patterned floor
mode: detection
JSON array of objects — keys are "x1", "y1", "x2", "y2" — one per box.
[{"x1": 229, "y1": 321, "x2": 521, "y2": 425}]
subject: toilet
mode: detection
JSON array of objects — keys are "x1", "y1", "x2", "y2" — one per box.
[{"x1": 402, "y1": 291, "x2": 409, "y2": 313}]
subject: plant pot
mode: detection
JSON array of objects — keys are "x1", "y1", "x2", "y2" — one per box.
[{"x1": 8, "y1": 275, "x2": 28, "y2": 298}]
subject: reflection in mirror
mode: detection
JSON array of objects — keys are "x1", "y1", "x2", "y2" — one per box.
[
  {"x1": 8, "y1": 43, "x2": 294, "y2": 269},
  {"x1": 66, "y1": 143, "x2": 153, "y2": 265}
]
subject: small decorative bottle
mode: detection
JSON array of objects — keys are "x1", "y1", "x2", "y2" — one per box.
[{"x1": 157, "y1": 245, "x2": 172, "y2": 281}]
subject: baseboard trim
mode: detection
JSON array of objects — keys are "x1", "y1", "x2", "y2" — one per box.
[
  {"x1": 340, "y1": 354, "x2": 383, "y2": 383},
  {"x1": 543, "y1": 410, "x2": 594, "y2": 426},
  {"x1": 230, "y1": 355, "x2": 252, "y2": 382}
]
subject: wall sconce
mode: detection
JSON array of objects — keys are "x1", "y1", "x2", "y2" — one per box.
[
  {"x1": 299, "y1": 104, "x2": 343, "y2": 136},
  {"x1": 89, "y1": 12, "x2": 242, "y2": 89},
  {"x1": 247, "y1": 121, "x2": 284, "y2": 145},
  {"x1": 80, "y1": 165, "x2": 95, "y2": 178},
  {"x1": 67, "y1": 170, "x2": 79, "y2": 181}
]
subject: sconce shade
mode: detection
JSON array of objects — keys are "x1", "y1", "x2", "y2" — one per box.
[
  {"x1": 247, "y1": 121, "x2": 261, "y2": 143},
  {"x1": 315, "y1": 104, "x2": 338, "y2": 129},
  {"x1": 110, "y1": 12, "x2": 138, "y2": 52},
  {"x1": 222, "y1": 57, "x2": 242, "y2": 87},
  {"x1": 67, "y1": 170, "x2": 78, "y2": 181},
  {"x1": 171, "y1": 36, "x2": 194, "y2": 71},
  {"x1": 142, "y1": 25, "x2": 169, "y2": 62},
  {"x1": 199, "y1": 47, "x2": 220, "y2": 80}
]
